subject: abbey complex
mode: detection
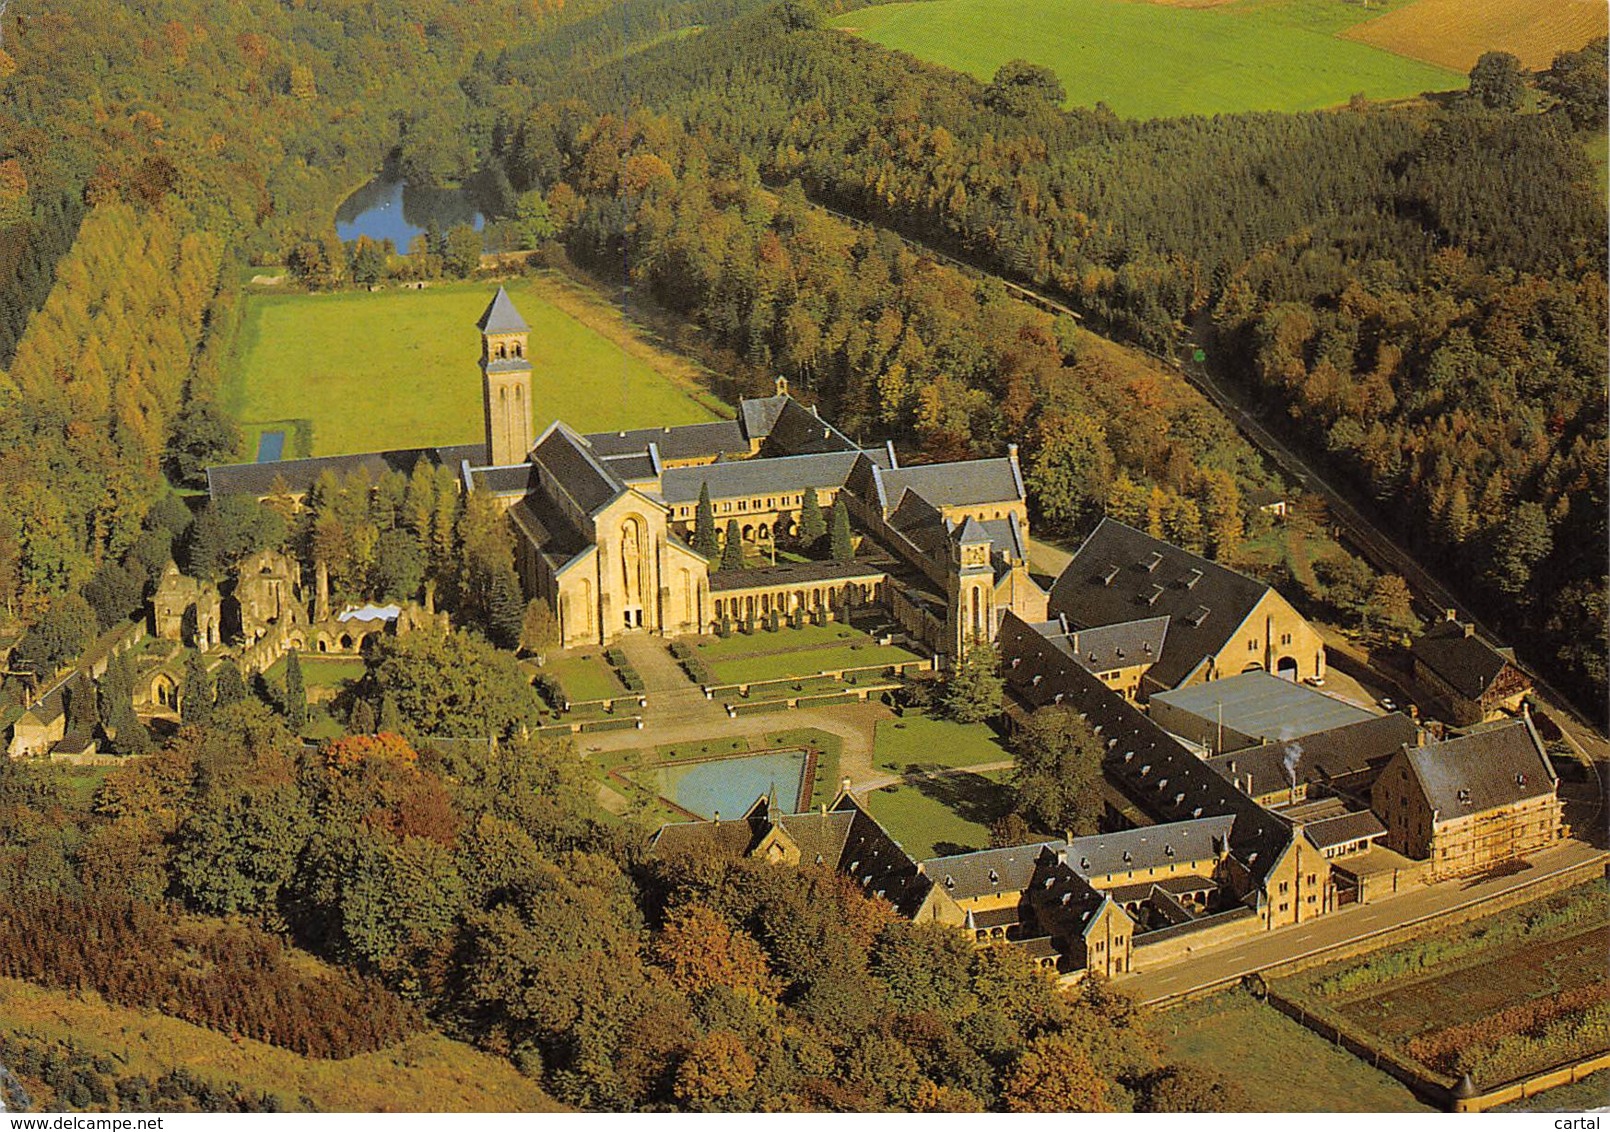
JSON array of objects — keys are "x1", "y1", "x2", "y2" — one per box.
[{"x1": 196, "y1": 290, "x2": 1570, "y2": 985}]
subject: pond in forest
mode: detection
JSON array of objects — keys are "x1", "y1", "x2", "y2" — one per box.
[{"x1": 334, "y1": 172, "x2": 497, "y2": 249}]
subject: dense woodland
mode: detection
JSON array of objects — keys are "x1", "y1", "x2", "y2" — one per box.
[
  {"x1": 478, "y1": 12, "x2": 1607, "y2": 708},
  {"x1": 0, "y1": 0, "x2": 1605, "y2": 1111},
  {"x1": 0, "y1": 703, "x2": 1237, "y2": 1112}
]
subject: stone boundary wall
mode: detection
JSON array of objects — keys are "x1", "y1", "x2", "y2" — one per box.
[{"x1": 1452, "y1": 1049, "x2": 1610, "y2": 1113}]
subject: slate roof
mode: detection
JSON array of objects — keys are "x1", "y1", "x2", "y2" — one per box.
[
  {"x1": 584, "y1": 420, "x2": 750, "y2": 463},
  {"x1": 922, "y1": 842, "x2": 1064, "y2": 900},
  {"x1": 477, "y1": 286, "x2": 529, "y2": 333},
  {"x1": 996, "y1": 612, "x2": 1297, "y2": 890},
  {"x1": 1028, "y1": 850, "x2": 1120, "y2": 942},
  {"x1": 740, "y1": 394, "x2": 789, "y2": 441},
  {"x1": 1301, "y1": 810, "x2": 1387, "y2": 850},
  {"x1": 708, "y1": 557, "x2": 890, "y2": 592},
  {"x1": 1150, "y1": 671, "x2": 1377, "y2": 746},
  {"x1": 1060, "y1": 814, "x2": 1236, "y2": 879},
  {"x1": 530, "y1": 423, "x2": 625, "y2": 515},
  {"x1": 1037, "y1": 614, "x2": 1171, "y2": 676},
  {"x1": 468, "y1": 463, "x2": 538, "y2": 495},
  {"x1": 647, "y1": 816, "x2": 766, "y2": 859},
  {"x1": 1049, "y1": 518, "x2": 1275, "y2": 688},
  {"x1": 873, "y1": 458, "x2": 1023, "y2": 512},
  {"x1": 1204, "y1": 712, "x2": 1419, "y2": 796},
  {"x1": 208, "y1": 443, "x2": 486, "y2": 499},
  {"x1": 1404, "y1": 717, "x2": 1555, "y2": 817},
  {"x1": 775, "y1": 809, "x2": 858, "y2": 867},
  {"x1": 835, "y1": 796, "x2": 932, "y2": 917},
  {"x1": 508, "y1": 495, "x2": 590, "y2": 572},
  {"x1": 978, "y1": 516, "x2": 1027, "y2": 563},
  {"x1": 1412, "y1": 620, "x2": 1525, "y2": 701},
  {"x1": 599, "y1": 453, "x2": 659, "y2": 482},
  {"x1": 658, "y1": 450, "x2": 886, "y2": 506},
  {"x1": 761, "y1": 398, "x2": 860, "y2": 456}
]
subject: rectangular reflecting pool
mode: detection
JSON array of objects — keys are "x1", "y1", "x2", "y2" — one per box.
[{"x1": 650, "y1": 748, "x2": 810, "y2": 820}]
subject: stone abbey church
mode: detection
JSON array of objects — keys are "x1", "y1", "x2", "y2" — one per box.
[{"x1": 211, "y1": 289, "x2": 1048, "y2": 658}]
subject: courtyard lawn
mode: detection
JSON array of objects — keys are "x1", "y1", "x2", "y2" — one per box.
[
  {"x1": 874, "y1": 712, "x2": 1012, "y2": 774},
  {"x1": 694, "y1": 622, "x2": 868, "y2": 662},
  {"x1": 708, "y1": 643, "x2": 921, "y2": 685},
  {"x1": 832, "y1": 0, "x2": 1457, "y2": 120},
  {"x1": 1155, "y1": 990, "x2": 1433, "y2": 1112},
  {"x1": 261, "y1": 655, "x2": 367, "y2": 688},
  {"x1": 224, "y1": 274, "x2": 720, "y2": 458},
  {"x1": 540, "y1": 653, "x2": 625, "y2": 703},
  {"x1": 862, "y1": 769, "x2": 1014, "y2": 860}
]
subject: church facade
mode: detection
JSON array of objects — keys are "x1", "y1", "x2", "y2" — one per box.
[{"x1": 209, "y1": 288, "x2": 1048, "y2": 658}]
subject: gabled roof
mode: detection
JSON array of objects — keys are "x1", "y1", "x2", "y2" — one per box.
[
  {"x1": 954, "y1": 515, "x2": 991, "y2": 546},
  {"x1": 530, "y1": 423, "x2": 625, "y2": 515},
  {"x1": 646, "y1": 815, "x2": 768, "y2": 859},
  {"x1": 833, "y1": 795, "x2": 932, "y2": 917},
  {"x1": 996, "y1": 612, "x2": 1296, "y2": 888},
  {"x1": 874, "y1": 458, "x2": 1023, "y2": 512},
  {"x1": 978, "y1": 515, "x2": 1027, "y2": 563},
  {"x1": 1402, "y1": 717, "x2": 1555, "y2": 817},
  {"x1": 1060, "y1": 814, "x2": 1235, "y2": 879},
  {"x1": 583, "y1": 420, "x2": 750, "y2": 463},
  {"x1": 761, "y1": 398, "x2": 860, "y2": 457},
  {"x1": 657, "y1": 449, "x2": 887, "y2": 506},
  {"x1": 1412, "y1": 620, "x2": 1526, "y2": 701},
  {"x1": 1205, "y1": 712, "x2": 1419, "y2": 795},
  {"x1": 468, "y1": 462, "x2": 538, "y2": 496},
  {"x1": 477, "y1": 286, "x2": 529, "y2": 334},
  {"x1": 1037, "y1": 614, "x2": 1170, "y2": 676},
  {"x1": 1049, "y1": 518, "x2": 1275, "y2": 689},
  {"x1": 921, "y1": 841, "x2": 1063, "y2": 900},
  {"x1": 1300, "y1": 810, "x2": 1387, "y2": 850},
  {"x1": 208, "y1": 443, "x2": 486, "y2": 499},
  {"x1": 1028, "y1": 849, "x2": 1120, "y2": 941},
  {"x1": 774, "y1": 809, "x2": 857, "y2": 867},
  {"x1": 739, "y1": 394, "x2": 790, "y2": 441}
]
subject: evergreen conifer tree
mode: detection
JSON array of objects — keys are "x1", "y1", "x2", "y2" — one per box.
[
  {"x1": 213, "y1": 660, "x2": 246, "y2": 710},
  {"x1": 180, "y1": 652, "x2": 214, "y2": 726},
  {"x1": 348, "y1": 699, "x2": 377, "y2": 735},
  {"x1": 378, "y1": 694, "x2": 403, "y2": 734},
  {"x1": 66, "y1": 675, "x2": 98, "y2": 734},
  {"x1": 799, "y1": 488, "x2": 827, "y2": 549},
  {"x1": 488, "y1": 568, "x2": 525, "y2": 650},
  {"x1": 284, "y1": 649, "x2": 307, "y2": 729},
  {"x1": 830, "y1": 496, "x2": 854, "y2": 561},
  {"x1": 693, "y1": 483, "x2": 720, "y2": 558},
  {"x1": 720, "y1": 520, "x2": 745, "y2": 571}
]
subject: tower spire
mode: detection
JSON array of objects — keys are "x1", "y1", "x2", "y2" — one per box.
[{"x1": 478, "y1": 287, "x2": 533, "y2": 466}]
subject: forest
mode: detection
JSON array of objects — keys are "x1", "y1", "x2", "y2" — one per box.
[
  {"x1": 0, "y1": 702, "x2": 1239, "y2": 1112},
  {"x1": 480, "y1": 12, "x2": 1607, "y2": 709}
]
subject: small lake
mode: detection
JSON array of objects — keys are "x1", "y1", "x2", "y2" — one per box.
[
  {"x1": 334, "y1": 172, "x2": 499, "y2": 248},
  {"x1": 652, "y1": 749, "x2": 810, "y2": 820}
]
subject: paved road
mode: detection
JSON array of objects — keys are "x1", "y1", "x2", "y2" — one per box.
[{"x1": 1120, "y1": 839, "x2": 1608, "y2": 1004}]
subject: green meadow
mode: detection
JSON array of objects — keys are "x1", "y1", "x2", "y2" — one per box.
[
  {"x1": 224, "y1": 276, "x2": 720, "y2": 458},
  {"x1": 831, "y1": 0, "x2": 1459, "y2": 120}
]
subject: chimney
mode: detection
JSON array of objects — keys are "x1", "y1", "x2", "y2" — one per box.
[
  {"x1": 840, "y1": 775, "x2": 851, "y2": 795},
  {"x1": 1463, "y1": 622, "x2": 1476, "y2": 639},
  {"x1": 713, "y1": 810, "x2": 720, "y2": 822},
  {"x1": 1007, "y1": 443, "x2": 1019, "y2": 461}
]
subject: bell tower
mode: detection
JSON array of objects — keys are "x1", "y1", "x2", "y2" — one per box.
[{"x1": 477, "y1": 286, "x2": 534, "y2": 466}]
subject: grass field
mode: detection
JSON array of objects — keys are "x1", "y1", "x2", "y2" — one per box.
[
  {"x1": 541, "y1": 653, "x2": 625, "y2": 703},
  {"x1": 0, "y1": 977, "x2": 560, "y2": 1112},
  {"x1": 832, "y1": 0, "x2": 1459, "y2": 119},
  {"x1": 693, "y1": 622, "x2": 921, "y2": 684},
  {"x1": 874, "y1": 713, "x2": 1012, "y2": 773},
  {"x1": 261, "y1": 656, "x2": 367, "y2": 688},
  {"x1": 862, "y1": 768, "x2": 1014, "y2": 858},
  {"x1": 1155, "y1": 990, "x2": 1434, "y2": 1112},
  {"x1": 224, "y1": 274, "x2": 721, "y2": 458},
  {"x1": 1340, "y1": 0, "x2": 1606, "y2": 71}
]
